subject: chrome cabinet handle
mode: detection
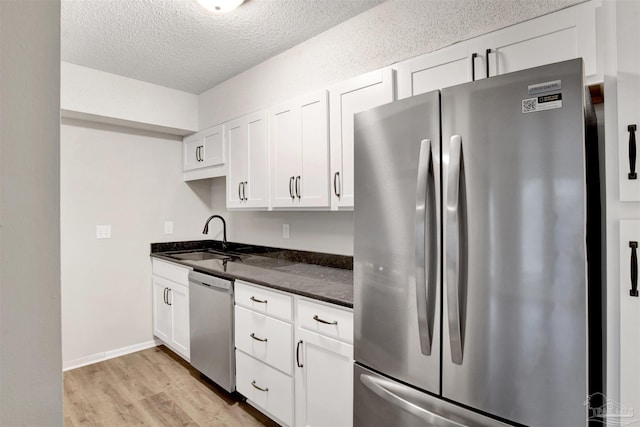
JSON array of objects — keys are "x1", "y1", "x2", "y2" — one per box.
[
  {"x1": 630, "y1": 241, "x2": 639, "y2": 297},
  {"x1": 446, "y1": 135, "x2": 467, "y2": 365},
  {"x1": 163, "y1": 287, "x2": 168, "y2": 305},
  {"x1": 289, "y1": 176, "x2": 295, "y2": 199},
  {"x1": 415, "y1": 139, "x2": 436, "y2": 356},
  {"x1": 250, "y1": 333, "x2": 268, "y2": 342},
  {"x1": 251, "y1": 380, "x2": 268, "y2": 392},
  {"x1": 166, "y1": 288, "x2": 172, "y2": 306},
  {"x1": 238, "y1": 182, "x2": 242, "y2": 201},
  {"x1": 313, "y1": 314, "x2": 337, "y2": 325},
  {"x1": 333, "y1": 172, "x2": 341, "y2": 197},
  {"x1": 628, "y1": 124, "x2": 637, "y2": 180},
  {"x1": 295, "y1": 176, "x2": 301, "y2": 199},
  {"x1": 250, "y1": 296, "x2": 267, "y2": 304},
  {"x1": 242, "y1": 181, "x2": 247, "y2": 200},
  {"x1": 296, "y1": 340, "x2": 304, "y2": 368}
]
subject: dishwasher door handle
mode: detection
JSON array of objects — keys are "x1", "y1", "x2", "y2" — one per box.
[{"x1": 188, "y1": 271, "x2": 232, "y2": 291}]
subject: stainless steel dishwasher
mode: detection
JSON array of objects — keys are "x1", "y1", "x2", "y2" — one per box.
[{"x1": 188, "y1": 270, "x2": 235, "y2": 392}]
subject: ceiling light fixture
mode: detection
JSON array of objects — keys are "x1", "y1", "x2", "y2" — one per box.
[{"x1": 196, "y1": 0, "x2": 245, "y2": 14}]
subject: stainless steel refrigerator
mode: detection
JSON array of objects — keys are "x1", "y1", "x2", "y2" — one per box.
[{"x1": 353, "y1": 58, "x2": 605, "y2": 426}]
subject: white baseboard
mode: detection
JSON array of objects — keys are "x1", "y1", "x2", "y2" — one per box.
[{"x1": 63, "y1": 339, "x2": 161, "y2": 371}]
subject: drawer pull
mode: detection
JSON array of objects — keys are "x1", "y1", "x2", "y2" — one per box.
[
  {"x1": 250, "y1": 296, "x2": 267, "y2": 304},
  {"x1": 313, "y1": 314, "x2": 337, "y2": 325},
  {"x1": 250, "y1": 333, "x2": 268, "y2": 342},
  {"x1": 251, "y1": 380, "x2": 269, "y2": 392}
]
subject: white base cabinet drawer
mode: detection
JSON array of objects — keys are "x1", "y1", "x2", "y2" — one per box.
[
  {"x1": 236, "y1": 350, "x2": 293, "y2": 427},
  {"x1": 235, "y1": 305, "x2": 293, "y2": 375},
  {"x1": 235, "y1": 281, "x2": 293, "y2": 322},
  {"x1": 298, "y1": 298, "x2": 353, "y2": 344}
]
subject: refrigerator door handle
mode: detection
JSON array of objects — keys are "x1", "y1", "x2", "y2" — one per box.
[
  {"x1": 446, "y1": 135, "x2": 467, "y2": 365},
  {"x1": 415, "y1": 139, "x2": 436, "y2": 355},
  {"x1": 359, "y1": 373, "x2": 466, "y2": 427}
]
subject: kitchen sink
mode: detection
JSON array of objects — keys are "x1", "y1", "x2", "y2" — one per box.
[{"x1": 164, "y1": 249, "x2": 238, "y2": 262}]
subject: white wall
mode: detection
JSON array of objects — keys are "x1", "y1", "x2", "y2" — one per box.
[
  {"x1": 199, "y1": 0, "x2": 582, "y2": 127},
  {"x1": 62, "y1": 62, "x2": 199, "y2": 135},
  {"x1": 0, "y1": 1, "x2": 63, "y2": 425},
  {"x1": 60, "y1": 120, "x2": 226, "y2": 368}
]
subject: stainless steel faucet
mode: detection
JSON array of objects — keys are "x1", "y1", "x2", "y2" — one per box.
[{"x1": 202, "y1": 215, "x2": 227, "y2": 249}]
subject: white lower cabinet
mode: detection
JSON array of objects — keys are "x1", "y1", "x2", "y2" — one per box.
[
  {"x1": 151, "y1": 259, "x2": 191, "y2": 361},
  {"x1": 235, "y1": 281, "x2": 295, "y2": 426},
  {"x1": 236, "y1": 350, "x2": 294, "y2": 426},
  {"x1": 234, "y1": 282, "x2": 354, "y2": 427},
  {"x1": 294, "y1": 298, "x2": 353, "y2": 427}
]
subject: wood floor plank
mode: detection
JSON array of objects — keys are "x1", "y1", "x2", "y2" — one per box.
[{"x1": 64, "y1": 345, "x2": 278, "y2": 427}]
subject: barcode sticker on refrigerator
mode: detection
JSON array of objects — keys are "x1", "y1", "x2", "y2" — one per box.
[{"x1": 522, "y1": 93, "x2": 562, "y2": 114}]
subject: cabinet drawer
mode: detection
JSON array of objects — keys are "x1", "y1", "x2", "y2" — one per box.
[
  {"x1": 151, "y1": 258, "x2": 190, "y2": 285},
  {"x1": 297, "y1": 298, "x2": 353, "y2": 344},
  {"x1": 235, "y1": 306, "x2": 293, "y2": 375},
  {"x1": 236, "y1": 350, "x2": 293, "y2": 427},
  {"x1": 235, "y1": 281, "x2": 293, "y2": 322}
]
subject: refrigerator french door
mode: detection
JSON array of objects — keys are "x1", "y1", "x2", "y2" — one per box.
[{"x1": 353, "y1": 59, "x2": 602, "y2": 426}]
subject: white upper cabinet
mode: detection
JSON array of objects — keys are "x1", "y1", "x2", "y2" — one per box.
[
  {"x1": 397, "y1": 42, "x2": 475, "y2": 99},
  {"x1": 615, "y1": 0, "x2": 640, "y2": 201},
  {"x1": 329, "y1": 68, "x2": 396, "y2": 210},
  {"x1": 397, "y1": 1, "x2": 599, "y2": 99},
  {"x1": 270, "y1": 90, "x2": 330, "y2": 209},
  {"x1": 227, "y1": 111, "x2": 269, "y2": 209},
  {"x1": 183, "y1": 123, "x2": 226, "y2": 181},
  {"x1": 480, "y1": 0, "x2": 599, "y2": 81}
]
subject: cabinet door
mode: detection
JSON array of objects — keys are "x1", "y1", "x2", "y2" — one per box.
[
  {"x1": 484, "y1": 2, "x2": 598, "y2": 80},
  {"x1": 616, "y1": 0, "x2": 640, "y2": 201},
  {"x1": 396, "y1": 43, "x2": 472, "y2": 99},
  {"x1": 202, "y1": 125, "x2": 225, "y2": 168},
  {"x1": 330, "y1": 68, "x2": 395, "y2": 210},
  {"x1": 183, "y1": 134, "x2": 204, "y2": 171},
  {"x1": 295, "y1": 328, "x2": 353, "y2": 427},
  {"x1": 169, "y1": 282, "x2": 190, "y2": 360},
  {"x1": 299, "y1": 90, "x2": 330, "y2": 208},
  {"x1": 620, "y1": 220, "x2": 640, "y2": 421},
  {"x1": 270, "y1": 102, "x2": 301, "y2": 208},
  {"x1": 227, "y1": 116, "x2": 249, "y2": 208},
  {"x1": 152, "y1": 276, "x2": 171, "y2": 343},
  {"x1": 245, "y1": 111, "x2": 270, "y2": 208}
]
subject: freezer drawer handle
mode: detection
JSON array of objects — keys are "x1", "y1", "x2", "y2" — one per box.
[
  {"x1": 250, "y1": 333, "x2": 268, "y2": 342},
  {"x1": 630, "y1": 241, "x2": 638, "y2": 297},
  {"x1": 251, "y1": 381, "x2": 268, "y2": 392},
  {"x1": 359, "y1": 374, "x2": 466, "y2": 427},
  {"x1": 296, "y1": 340, "x2": 304, "y2": 368},
  {"x1": 313, "y1": 315, "x2": 337, "y2": 325},
  {"x1": 250, "y1": 296, "x2": 267, "y2": 304},
  {"x1": 446, "y1": 135, "x2": 468, "y2": 365},
  {"x1": 415, "y1": 139, "x2": 437, "y2": 356},
  {"x1": 628, "y1": 124, "x2": 637, "y2": 180}
]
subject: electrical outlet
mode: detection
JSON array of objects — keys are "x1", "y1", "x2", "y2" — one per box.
[
  {"x1": 96, "y1": 225, "x2": 111, "y2": 239},
  {"x1": 164, "y1": 221, "x2": 174, "y2": 234},
  {"x1": 282, "y1": 224, "x2": 290, "y2": 239}
]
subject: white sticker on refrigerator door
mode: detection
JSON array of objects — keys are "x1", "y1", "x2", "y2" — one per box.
[{"x1": 522, "y1": 93, "x2": 563, "y2": 113}]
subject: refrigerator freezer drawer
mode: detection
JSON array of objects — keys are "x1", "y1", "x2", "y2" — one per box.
[{"x1": 354, "y1": 364, "x2": 509, "y2": 427}]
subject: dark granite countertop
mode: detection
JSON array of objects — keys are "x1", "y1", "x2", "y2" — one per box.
[{"x1": 150, "y1": 240, "x2": 353, "y2": 308}]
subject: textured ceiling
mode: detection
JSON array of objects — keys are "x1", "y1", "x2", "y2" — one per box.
[{"x1": 61, "y1": 0, "x2": 385, "y2": 94}]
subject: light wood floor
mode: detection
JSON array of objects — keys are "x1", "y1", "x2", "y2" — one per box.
[{"x1": 64, "y1": 345, "x2": 280, "y2": 427}]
